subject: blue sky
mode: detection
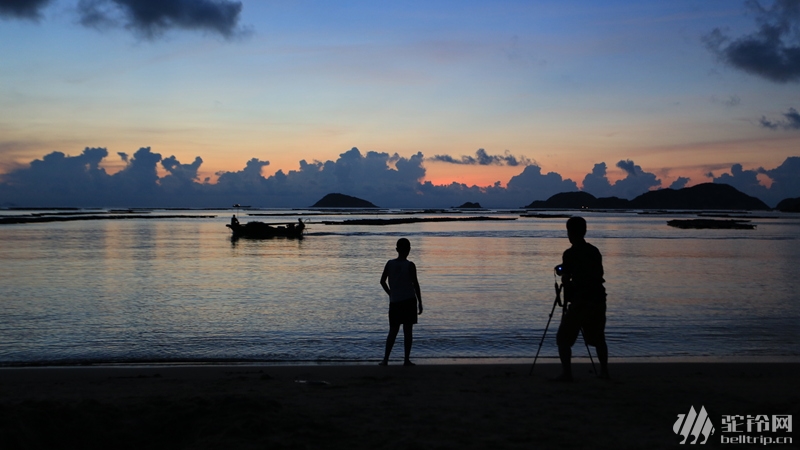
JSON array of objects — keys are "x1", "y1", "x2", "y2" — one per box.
[{"x1": 1, "y1": 0, "x2": 798, "y2": 208}]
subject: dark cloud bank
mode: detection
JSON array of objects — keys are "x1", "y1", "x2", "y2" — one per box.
[
  {"x1": 0, "y1": 0, "x2": 52, "y2": 20},
  {"x1": 1, "y1": 0, "x2": 244, "y2": 38},
  {"x1": 705, "y1": 0, "x2": 800, "y2": 83},
  {"x1": 1, "y1": 147, "x2": 798, "y2": 208}
]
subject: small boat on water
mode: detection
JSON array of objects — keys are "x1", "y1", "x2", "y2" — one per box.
[{"x1": 227, "y1": 217, "x2": 306, "y2": 239}]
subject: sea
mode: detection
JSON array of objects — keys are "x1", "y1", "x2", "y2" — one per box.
[{"x1": 1, "y1": 209, "x2": 799, "y2": 366}]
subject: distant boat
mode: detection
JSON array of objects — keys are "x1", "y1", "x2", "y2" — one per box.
[{"x1": 227, "y1": 219, "x2": 305, "y2": 239}]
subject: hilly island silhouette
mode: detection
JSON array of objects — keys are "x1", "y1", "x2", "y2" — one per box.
[
  {"x1": 524, "y1": 183, "x2": 771, "y2": 210},
  {"x1": 311, "y1": 193, "x2": 379, "y2": 208},
  {"x1": 311, "y1": 184, "x2": 775, "y2": 210}
]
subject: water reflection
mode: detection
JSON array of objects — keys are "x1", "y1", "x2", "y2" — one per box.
[{"x1": 0, "y1": 212, "x2": 798, "y2": 364}]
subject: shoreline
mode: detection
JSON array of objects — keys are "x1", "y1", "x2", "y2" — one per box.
[
  {"x1": 2, "y1": 354, "x2": 799, "y2": 369},
  {"x1": 1, "y1": 362, "x2": 797, "y2": 449}
]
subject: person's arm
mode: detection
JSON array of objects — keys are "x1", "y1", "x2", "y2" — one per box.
[
  {"x1": 380, "y1": 264, "x2": 391, "y2": 297},
  {"x1": 410, "y1": 262, "x2": 422, "y2": 314}
]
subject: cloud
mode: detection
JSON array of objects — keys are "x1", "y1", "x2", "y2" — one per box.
[
  {"x1": 3, "y1": 146, "x2": 797, "y2": 208},
  {"x1": 430, "y1": 149, "x2": 532, "y2": 167},
  {"x1": 757, "y1": 156, "x2": 800, "y2": 203},
  {"x1": 760, "y1": 107, "x2": 800, "y2": 129},
  {"x1": 581, "y1": 160, "x2": 662, "y2": 199},
  {"x1": 504, "y1": 164, "x2": 579, "y2": 204},
  {"x1": 704, "y1": 158, "x2": 800, "y2": 206},
  {"x1": 707, "y1": 162, "x2": 771, "y2": 205},
  {"x1": 704, "y1": 0, "x2": 800, "y2": 83},
  {"x1": 708, "y1": 159, "x2": 800, "y2": 207},
  {"x1": 669, "y1": 177, "x2": 691, "y2": 190},
  {"x1": 160, "y1": 155, "x2": 203, "y2": 191},
  {"x1": 0, "y1": 0, "x2": 52, "y2": 20},
  {"x1": 77, "y1": 0, "x2": 244, "y2": 39}
]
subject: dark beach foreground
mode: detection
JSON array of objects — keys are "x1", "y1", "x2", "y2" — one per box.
[{"x1": 0, "y1": 362, "x2": 797, "y2": 449}]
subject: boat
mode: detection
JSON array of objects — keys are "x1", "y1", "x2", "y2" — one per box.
[{"x1": 227, "y1": 218, "x2": 306, "y2": 239}]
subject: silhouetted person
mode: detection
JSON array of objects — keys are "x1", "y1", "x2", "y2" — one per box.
[
  {"x1": 231, "y1": 214, "x2": 240, "y2": 227},
  {"x1": 379, "y1": 238, "x2": 423, "y2": 366},
  {"x1": 555, "y1": 216, "x2": 609, "y2": 381}
]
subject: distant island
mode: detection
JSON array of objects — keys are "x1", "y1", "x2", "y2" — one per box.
[
  {"x1": 311, "y1": 193, "x2": 378, "y2": 208},
  {"x1": 776, "y1": 197, "x2": 800, "y2": 213},
  {"x1": 455, "y1": 202, "x2": 482, "y2": 209},
  {"x1": 525, "y1": 183, "x2": 771, "y2": 210}
]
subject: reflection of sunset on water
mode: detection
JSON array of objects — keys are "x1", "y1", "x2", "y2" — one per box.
[{"x1": 1, "y1": 212, "x2": 797, "y2": 365}]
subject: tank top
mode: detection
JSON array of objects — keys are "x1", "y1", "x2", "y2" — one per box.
[{"x1": 385, "y1": 258, "x2": 416, "y2": 303}]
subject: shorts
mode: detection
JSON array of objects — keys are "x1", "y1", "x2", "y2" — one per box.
[
  {"x1": 556, "y1": 302, "x2": 606, "y2": 348},
  {"x1": 389, "y1": 298, "x2": 418, "y2": 326}
]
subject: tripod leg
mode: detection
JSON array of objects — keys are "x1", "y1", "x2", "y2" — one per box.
[
  {"x1": 529, "y1": 296, "x2": 560, "y2": 376},
  {"x1": 579, "y1": 327, "x2": 597, "y2": 375}
]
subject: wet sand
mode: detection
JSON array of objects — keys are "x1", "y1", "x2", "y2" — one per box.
[{"x1": 0, "y1": 362, "x2": 797, "y2": 449}]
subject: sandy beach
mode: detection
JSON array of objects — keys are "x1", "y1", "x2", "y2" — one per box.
[{"x1": 0, "y1": 362, "x2": 797, "y2": 449}]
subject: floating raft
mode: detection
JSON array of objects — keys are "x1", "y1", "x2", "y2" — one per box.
[
  {"x1": 321, "y1": 216, "x2": 516, "y2": 226},
  {"x1": 666, "y1": 219, "x2": 755, "y2": 230}
]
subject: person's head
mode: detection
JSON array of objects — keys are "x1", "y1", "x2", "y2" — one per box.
[
  {"x1": 396, "y1": 238, "x2": 411, "y2": 257},
  {"x1": 566, "y1": 216, "x2": 587, "y2": 244}
]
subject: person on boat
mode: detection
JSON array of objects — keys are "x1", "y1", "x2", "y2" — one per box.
[
  {"x1": 554, "y1": 216, "x2": 610, "y2": 381},
  {"x1": 379, "y1": 238, "x2": 423, "y2": 366},
  {"x1": 231, "y1": 215, "x2": 240, "y2": 227}
]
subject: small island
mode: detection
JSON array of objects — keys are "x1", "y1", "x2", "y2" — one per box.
[
  {"x1": 311, "y1": 193, "x2": 378, "y2": 208},
  {"x1": 454, "y1": 202, "x2": 482, "y2": 209}
]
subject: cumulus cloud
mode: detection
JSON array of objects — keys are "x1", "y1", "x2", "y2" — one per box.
[
  {"x1": 757, "y1": 156, "x2": 800, "y2": 204},
  {"x1": 0, "y1": 0, "x2": 52, "y2": 20},
  {"x1": 504, "y1": 164, "x2": 578, "y2": 203},
  {"x1": 160, "y1": 154, "x2": 203, "y2": 191},
  {"x1": 77, "y1": 0, "x2": 244, "y2": 39},
  {"x1": 704, "y1": 0, "x2": 800, "y2": 83},
  {"x1": 430, "y1": 149, "x2": 532, "y2": 167},
  {"x1": 704, "y1": 158, "x2": 800, "y2": 206},
  {"x1": 3, "y1": 147, "x2": 798, "y2": 208},
  {"x1": 760, "y1": 107, "x2": 800, "y2": 129},
  {"x1": 669, "y1": 177, "x2": 691, "y2": 190},
  {"x1": 581, "y1": 160, "x2": 662, "y2": 199}
]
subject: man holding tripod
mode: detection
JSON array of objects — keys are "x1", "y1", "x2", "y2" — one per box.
[{"x1": 554, "y1": 216, "x2": 610, "y2": 381}]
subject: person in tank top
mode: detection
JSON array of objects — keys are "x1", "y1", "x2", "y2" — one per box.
[{"x1": 379, "y1": 238, "x2": 423, "y2": 366}]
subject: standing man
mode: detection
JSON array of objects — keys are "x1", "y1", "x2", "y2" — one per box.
[
  {"x1": 379, "y1": 238, "x2": 423, "y2": 366},
  {"x1": 555, "y1": 217, "x2": 610, "y2": 380}
]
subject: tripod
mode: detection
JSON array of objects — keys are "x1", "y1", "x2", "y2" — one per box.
[{"x1": 529, "y1": 280, "x2": 597, "y2": 376}]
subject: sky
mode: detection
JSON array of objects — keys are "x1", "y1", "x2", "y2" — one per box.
[{"x1": 0, "y1": 0, "x2": 799, "y2": 208}]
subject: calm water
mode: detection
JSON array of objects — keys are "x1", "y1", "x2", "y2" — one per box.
[{"x1": 1, "y1": 210, "x2": 799, "y2": 365}]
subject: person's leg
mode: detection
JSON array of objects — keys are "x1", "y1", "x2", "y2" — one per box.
[
  {"x1": 555, "y1": 311, "x2": 580, "y2": 381},
  {"x1": 586, "y1": 306, "x2": 609, "y2": 379},
  {"x1": 557, "y1": 344, "x2": 572, "y2": 379},
  {"x1": 595, "y1": 339, "x2": 609, "y2": 378},
  {"x1": 381, "y1": 323, "x2": 400, "y2": 365},
  {"x1": 402, "y1": 323, "x2": 414, "y2": 365}
]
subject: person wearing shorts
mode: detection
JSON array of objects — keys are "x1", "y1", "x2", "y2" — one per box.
[
  {"x1": 555, "y1": 217, "x2": 610, "y2": 381},
  {"x1": 379, "y1": 238, "x2": 423, "y2": 366}
]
